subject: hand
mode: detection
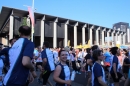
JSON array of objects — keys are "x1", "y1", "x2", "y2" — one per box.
[
  {"x1": 65, "y1": 80, "x2": 72, "y2": 85},
  {"x1": 29, "y1": 73, "x2": 34, "y2": 83},
  {"x1": 31, "y1": 71, "x2": 37, "y2": 78}
]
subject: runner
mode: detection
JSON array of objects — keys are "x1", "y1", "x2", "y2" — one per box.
[
  {"x1": 41, "y1": 41, "x2": 55, "y2": 86},
  {"x1": 92, "y1": 49, "x2": 107, "y2": 86},
  {"x1": 53, "y1": 50, "x2": 71, "y2": 86},
  {"x1": 3, "y1": 26, "x2": 37, "y2": 86}
]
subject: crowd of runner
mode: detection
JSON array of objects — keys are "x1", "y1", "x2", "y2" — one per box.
[{"x1": 0, "y1": 25, "x2": 130, "y2": 86}]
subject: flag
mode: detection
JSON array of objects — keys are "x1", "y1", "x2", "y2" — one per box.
[{"x1": 28, "y1": 6, "x2": 35, "y2": 33}]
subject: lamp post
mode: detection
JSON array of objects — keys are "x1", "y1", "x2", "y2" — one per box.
[{"x1": 23, "y1": 0, "x2": 36, "y2": 42}]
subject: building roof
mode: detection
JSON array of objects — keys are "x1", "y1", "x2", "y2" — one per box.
[{"x1": 0, "y1": 6, "x2": 123, "y2": 33}]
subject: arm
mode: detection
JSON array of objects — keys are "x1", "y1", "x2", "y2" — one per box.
[
  {"x1": 22, "y1": 56, "x2": 34, "y2": 71},
  {"x1": 123, "y1": 62, "x2": 130, "y2": 66},
  {"x1": 98, "y1": 76, "x2": 107, "y2": 86},
  {"x1": 42, "y1": 58, "x2": 47, "y2": 68},
  {"x1": 113, "y1": 63, "x2": 117, "y2": 76},
  {"x1": 22, "y1": 42, "x2": 35, "y2": 72},
  {"x1": 41, "y1": 51, "x2": 47, "y2": 68}
]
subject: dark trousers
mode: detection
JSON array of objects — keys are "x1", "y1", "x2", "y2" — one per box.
[{"x1": 72, "y1": 61, "x2": 77, "y2": 71}]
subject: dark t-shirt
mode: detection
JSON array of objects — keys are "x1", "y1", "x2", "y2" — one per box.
[
  {"x1": 93, "y1": 63, "x2": 103, "y2": 86},
  {"x1": 123, "y1": 57, "x2": 130, "y2": 73},
  {"x1": 110, "y1": 55, "x2": 118, "y2": 74}
]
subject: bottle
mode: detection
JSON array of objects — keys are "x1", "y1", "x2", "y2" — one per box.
[{"x1": 71, "y1": 71, "x2": 76, "y2": 81}]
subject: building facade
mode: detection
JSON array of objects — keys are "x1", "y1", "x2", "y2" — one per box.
[
  {"x1": 0, "y1": 6, "x2": 126, "y2": 48},
  {"x1": 113, "y1": 22, "x2": 130, "y2": 44}
]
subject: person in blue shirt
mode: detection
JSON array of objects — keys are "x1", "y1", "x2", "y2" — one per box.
[
  {"x1": 92, "y1": 49, "x2": 107, "y2": 86},
  {"x1": 87, "y1": 45, "x2": 99, "y2": 66},
  {"x1": 3, "y1": 26, "x2": 37, "y2": 86},
  {"x1": 41, "y1": 41, "x2": 55, "y2": 86},
  {"x1": 110, "y1": 47, "x2": 125, "y2": 86},
  {"x1": 53, "y1": 50, "x2": 71, "y2": 86}
]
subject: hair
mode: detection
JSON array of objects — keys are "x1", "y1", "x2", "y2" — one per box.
[
  {"x1": 123, "y1": 49, "x2": 129, "y2": 57},
  {"x1": 70, "y1": 48, "x2": 73, "y2": 51},
  {"x1": 9, "y1": 38, "x2": 16, "y2": 43},
  {"x1": 43, "y1": 41, "x2": 49, "y2": 48},
  {"x1": 91, "y1": 45, "x2": 98, "y2": 51},
  {"x1": 79, "y1": 49, "x2": 82, "y2": 51},
  {"x1": 92, "y1": 50, "x2": 102, "y2": 61},
  {"x1": 19, "y1": 25, "x2": 31, "y2": 36},
  {"x1": 110, "y1": 47, "x2": 118, "y2": 55},
  {"x1": 58, "y1": 50, "x2": 66, "y2": 57},
  {"x1": 86, "y1": 48, "x2": 91, "y2": 53}
]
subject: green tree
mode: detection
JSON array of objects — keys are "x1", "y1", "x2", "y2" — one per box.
[{"x1": 21, "y1": 17, "x2": 27, "y2": 26}]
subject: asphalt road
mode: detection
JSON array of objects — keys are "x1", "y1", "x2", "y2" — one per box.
[
  {"x1": 29, "y1": 70, "x2": 86, "y2": 86},
  {"x1": 29, "y1": 70, "x2": 125, "y2": 86}
]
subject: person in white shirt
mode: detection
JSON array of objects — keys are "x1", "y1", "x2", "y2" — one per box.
[{"x1": 34, "y1": 46, "x2": 43, "y2": 84}]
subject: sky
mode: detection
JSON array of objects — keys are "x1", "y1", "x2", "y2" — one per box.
[{"x1": 0, "y1": 0, "x2": 130, "y2": 28}]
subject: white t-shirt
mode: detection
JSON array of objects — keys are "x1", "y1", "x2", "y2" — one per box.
[
  {"x1": 34, "y1": 51, "x2": 42, "y2": 62},
  {"x1": 78, "y1": 52, "x2": 83, "y2": 61}
]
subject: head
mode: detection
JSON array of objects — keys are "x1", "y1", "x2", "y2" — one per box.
[
  {"x1": 19, "y1": 26, "x2": 31, "y2": 38},
  {"x1": 91, "y1": 45, "x2": 99, "y2": 51},
  {"x1": 42, "y1": 41, "x2": 49, "y2": 49},
  {"x1": 58, "y1": 50, "x2": 67, "y2": 62},
  {"x1": 110, "y1": 47, "x2": 118, "y2": 55},
  {"x1": 117, "y1": 49, "x2": 123, "y2": 56},
  {"x1": 9, "y1": 38, "x2": 16, "y2": 46},
  {"x1": 70, "y1": 48, "x2": 75, "y2": 53},
  {"x1": 92, "y1": 50, "x2": 104, "y2": 61},
  {"x1": 86, "y1": 48, "x2": 91, "y2": 54},
  {"x1": 123, "y1": 49, "x2": 129, "y2": 57},
  {"x1": 37, "y1": 46, "x2": 42, "y2": 52}
]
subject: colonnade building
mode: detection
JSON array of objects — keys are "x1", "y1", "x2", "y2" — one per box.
[{"x1": 0, "y1": 6, "x2": 126, "y2": 48}]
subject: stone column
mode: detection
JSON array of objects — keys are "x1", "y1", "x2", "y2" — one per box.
[
  {"x1": 74, "y1": 22, "x2": 78, "y2": 47},
  {"x1": 115, "y1": 32, "x2": 118, "y2": 44},
  {"x1": 88, "y1": 26, "x2": 94, "y2": 46},
  {"x1": 82, "y1": 24, "x2": 86, "y2": 45},
  {"x1": 102, "y1": 28, "x2": 105, "y2": 46},
  {"x1": 40, "y1": 20, "x2": 45, "y2": 47},
  {"x1": 64, "y1": 20, "x2": 69, "y2": 47},
  {"x1": 107, "y1": 30, "x2": 110, "y2": 46},
  {"x1": 127, "y1": 28, "x2": 130, "y2": 43},
  {"x1": 9, "y1": 15, "x2": 14, "y2": 40},
  {"x1": 95, "y1": 27, "x2": 100, "y2": 45},
  {"x1": 123, "y1": 33, "x2": 126, "y2": 45},
  {"x1": 53, "y1": 18, "x2": 58, "y2": 48},
  {"x1": 111, "y1": 30, "x2": 115, "y2": 46}
]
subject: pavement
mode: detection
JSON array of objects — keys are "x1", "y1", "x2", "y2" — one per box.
[
  {"x1": 29, "y1": 70, "x2": 86, "y2": 86},
  {"x1": 29, "y1": 70, "x2": 125, "y2": 86}
]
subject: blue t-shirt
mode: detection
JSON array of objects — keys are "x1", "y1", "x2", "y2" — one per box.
[
  {"x1": 93, "y1": 63, "x2": 103, "y2": 86},
  {"x1": 41, "y1": 48, "x2": 55, "y2": 71},
  {"x1": 110, "y1": 55, "x2": 118, "y2": 74},
  {"x1": 104, "y1": 52, "x2": 111, "y2": 62},
  {"x1": 3, "y1": 38, "x2": 34, "y2": 86}
]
